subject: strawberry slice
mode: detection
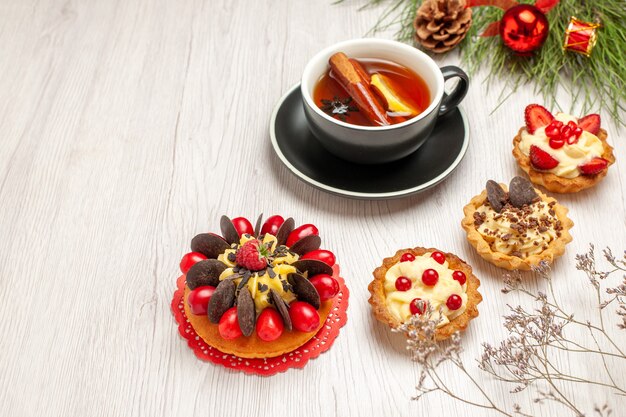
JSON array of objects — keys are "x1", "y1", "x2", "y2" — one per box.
[
  {"x1": 579, "y1": 157, "x2": 608, "y2": 175},
  {"x1": 529, "y1": 145, "x2": 559, "y2": 170},
  {"x1": 577, "y1": 114, "x2": 601, "y2": 135},
  {"x1": 525, "y1": 104, "x2": 554, "y2": 133}
]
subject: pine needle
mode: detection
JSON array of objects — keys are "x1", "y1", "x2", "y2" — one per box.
[{"x1": 341, "y1": 0, "x2": 626, "y2": 128}]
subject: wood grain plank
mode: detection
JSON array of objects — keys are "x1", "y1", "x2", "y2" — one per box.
[{"x1": 0, "y1": 0, "x2": 624, "y2": 416}]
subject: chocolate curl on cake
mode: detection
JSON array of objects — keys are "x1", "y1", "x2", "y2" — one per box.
[
  {"x1": 207, "y1": 279, "x2": 236, "y2": 323},
  {"x1": 289, "y1": 235, "x2": 321, "y2": 255},
  {"x1": 186, "y1": 259, "x2": 228, "y2": 289},
  {"x1": 292, "y1": 259, "x2": 333, "y2": 277},
  {"x1": 275, "y1": 217, "x2": 295, "y2": 246},
  {"x1": 329, "y1": 52, "x2": 392, "y2": 126},
  {"x1": 270, "y1": 289, "x2": 293, "y2": 331},
  {"x1": 253, "y1": 213, "x2": 264, "y2": 237},
  {"x1": 191, "y1": 233, "x2": 230, "y2": 258},
  {"x1": 220, "y1": 215, "x2": 240, "y2": 244},
  {"x1": 288, "y1": 273, "x2": 321, "y2": 309}
]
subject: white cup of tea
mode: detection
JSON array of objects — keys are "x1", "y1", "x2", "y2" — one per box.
[{"x1": 301, "y1": 38, "x2": 468, "y2": 164}]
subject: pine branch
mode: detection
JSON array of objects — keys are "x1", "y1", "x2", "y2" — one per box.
[{"x1": 344, "y1": 0, "x2": 626, "y2": 127}]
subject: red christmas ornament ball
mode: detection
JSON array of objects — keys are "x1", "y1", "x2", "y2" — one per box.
[{"x1": 500, "y1": 4, "x2": 549, "y2": 53}]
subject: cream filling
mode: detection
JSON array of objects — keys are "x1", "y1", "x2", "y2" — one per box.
[
  {"x1": 217, "y1": 234, "x2": 299, "y2": 314},
  {"x1": 476, "y1": 201, "x2": 558, "y2": 257},
  {"x1": 383, "y1": 253, "x2": 467, "y2": 327},
  {"x1": 519, "y1": 112, "x2": 603, "y2": 178}
]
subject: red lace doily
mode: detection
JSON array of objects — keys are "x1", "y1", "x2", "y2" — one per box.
[{"x1": 171, "y1": 264, "x2": 349, "y2": 376}]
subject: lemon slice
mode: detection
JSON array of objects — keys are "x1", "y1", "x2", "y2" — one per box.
[{"x1": 370, "y1": 73, "x2": 419, "y2": 117}]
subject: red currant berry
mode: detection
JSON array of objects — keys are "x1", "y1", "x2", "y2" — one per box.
[
  {"x1": 422, "y1": 269, "x2": 439, "y2": 286},
  {"x1": 309, "y1": 274, "x2": 340, "y2": 301},
  {"x1": 446, "y1": 294, "x2": 463, "y2": 310},
  {"x1": 231, "y1": 217, "x2": 254, "y2": 237},
  {"x1": 302, "y1": 249, "x2": 336, "y2": 267},
  {"x1": 567, "y1": 120, "x2": 577, "y2": 129},
  {"x1": 452, "y1": 270, "x2": 467, "y2": 286},
  {"x1": 286, "y1": 224, "x2": 319, "y2": 247},
  {"x1": 218, "y1": 307, "x2": 243, "y2": 340},
  {"x1": 400, "y1": 252, "x2": 415, "y2": 262},
  {"x1": 567, "y1": 135, "x2": 579, "y2": 145},
  {"x1": 554, "y1": 120, "x2": 563, "y2": 128},
  {"x1": 430, "y1": 251, "x2": 445, "y2": 264},
  {"x1": 180, "y1": 252, "x2": 208, "y2": 274},
  {"x1": 256, "y1": 308, "x2": 284, "y2": 342},
  {"x1": 410, "y1": 298, "x2": 425, "y2": 315},
  {"x1": 549, "y1": 138, "x2": 565, "y2": 149},
  {"x1": 187, "y1": 286, "x2": 216, "y2": 315},
  {"x1": 260, "y1": 215, "x2": 285, "y2": 236},
  {"x1": 395, "y1": 276, "x2": 412, "y2": 291},
  {"x1": 289, "y1": 301, "x2": 320, "y2": 332}
]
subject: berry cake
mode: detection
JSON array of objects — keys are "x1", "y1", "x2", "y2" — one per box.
[
  {"x1": 462, "y1": 177, "x2": 574, "y2": 270},
  {"x1": 513, "y1": 104, "x2": 615, "y2": 193},
  {"x1": 180, "y1": 215, "x2": 342, "y2": 359},
  {"x1": 368, "y1": 247, "x2": 482, "y2": 341}
]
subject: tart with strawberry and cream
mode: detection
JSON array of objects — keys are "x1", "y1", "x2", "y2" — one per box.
[
  {"x1": 462, "y1": 177, "x2": 574, "y2": 270},
  {"x1": 179, "y1": 214, "x2": 343, "y2": 359},
  {"x1": 513, "y1": 104, "x2": 615, "y2": 193},
  {"x1": 368, "y1": 247, "x2": 481, "y2": 341}
]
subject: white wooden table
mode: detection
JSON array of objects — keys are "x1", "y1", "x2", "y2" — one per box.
[{"x1": 1, "y1": 1, "x2": 624, "y2": 416}]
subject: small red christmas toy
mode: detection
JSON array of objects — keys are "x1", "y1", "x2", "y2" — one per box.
[{"x1": 563, "y1": 17, "x2": 600, "y2": 57}]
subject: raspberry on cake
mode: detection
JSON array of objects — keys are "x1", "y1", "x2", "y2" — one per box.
[
  {"x1": 368, "y1": 247, "x2": 482, "y2": 341},
  {"x1": 235, "y1": 239, "x2": 270, "y2": 271},
  {"x1": 513, "y1": 104, "x2": 615, "y2": 193},
  {"x1": 179, "y1": 214, "x2": 342, "y2": 359},
  {"x1": 462, "y1": 177, "x2": 574, "y2": 270}
]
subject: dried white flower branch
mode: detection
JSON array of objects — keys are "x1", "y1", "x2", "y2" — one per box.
[
  {"x1": 401, "y1": 245, "x2": 625, "y2": 417},
  {"x1": 393, "y1": 301, "x2": 518, "y2": 416}
]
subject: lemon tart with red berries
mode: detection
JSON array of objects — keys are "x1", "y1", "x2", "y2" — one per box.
[{"x1": 368, "y1": 247, "x2": 481, "y2": 341}]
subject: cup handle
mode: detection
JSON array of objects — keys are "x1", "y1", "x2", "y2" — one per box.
[{"x1": 438, "y1": 66, "x2": 469, "y2": 117}]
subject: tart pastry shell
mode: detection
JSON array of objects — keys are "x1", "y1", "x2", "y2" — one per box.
[
  {"x1": 512, "y1": 127, "x2": 615, "y2": 193},
  {"x1": 185, "y1": 286, "x2": 332, "y2": 359},
  {"x1": 368, "y1": 247, "x2": 482, "y2": 341},
  {"x1": 461, "y1": 186, "x2": 574, "y2": 270}
]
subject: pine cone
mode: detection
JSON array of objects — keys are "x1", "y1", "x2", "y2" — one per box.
[{"x1": 413, "y1": 0, "x2": 473, "y2": 53}]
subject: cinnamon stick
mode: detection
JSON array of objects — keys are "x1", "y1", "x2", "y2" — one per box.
[
  {"x1": 349, "y1": 58, "x2": 371, "y2": 83},
  {"x1": 328, "y1": 52, "x2": 391, "y2": 126}
]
